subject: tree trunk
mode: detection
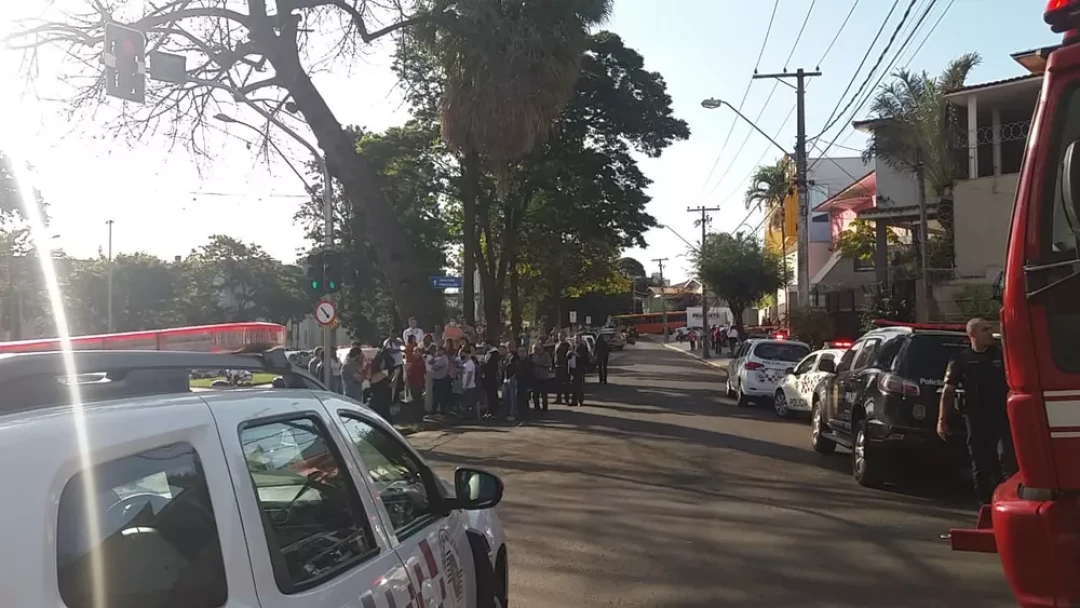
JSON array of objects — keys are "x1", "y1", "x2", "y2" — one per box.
[
  {"x1": 271, "y1": 46, "x2": 438, "y2": 326},
  {"x1": 462, "y1": 151, "x2": 480, "y2": 325},
  {"x1": 509, "y1": 257, "x2": 522, "y2": 339}
]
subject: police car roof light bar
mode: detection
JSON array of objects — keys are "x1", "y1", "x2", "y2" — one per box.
[
  {"x1": 870, "y1": 319, "x2": 968, "y2": 332},
  {"x1": 0, "y1": 348, "x2": 325, "y2": 413}
]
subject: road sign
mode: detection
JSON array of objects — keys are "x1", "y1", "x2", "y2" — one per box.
[
  {"x1": 148, "y1": 50, "x2": 187, "y2": 84},
  {"x1": 314, "y1": 300, "x2": 337, "y2": 326},
  {"x1": 430, "y1": 276, "x2": 463, "y2": 289},
  {"x1": 569, "y1": 311, "x2": 578, "y2": 323}
]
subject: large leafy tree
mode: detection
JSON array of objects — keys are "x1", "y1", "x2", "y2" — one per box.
[
  {"x1": 398, "y1": 31, "x2": 688, "y2": 335},
  {"x1": 744, "y1": 157, "x2": 792, "y2": 233},
  {"x1": 65, "y1": 253, "x2": 186, "y2": 334},
  {"x1": 297, "y1": 123, "x2": 450, "y2": 342},
  {"x1": 9, "y1": 0, "x2": 460, "y2": 324},
  {"x1": 862, "y1": 53, "x2": 982, "y2": 265},
  {"x1": 410, "y1": 0, "x2": 612, "y2": 325},
  {"x1": 694, "y1": 232, "x2": 785, "y2": 335},
  {"x1": 181, "y1": 235, "x2": 310, "y2": 324}
]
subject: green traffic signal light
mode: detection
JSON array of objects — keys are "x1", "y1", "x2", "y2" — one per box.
[
  {"x1": 328, "y1": 280, "x2": 338, "y2": 291},
  {"x1": 310, "y1": 279, "x2": 320, "y2": 290}
]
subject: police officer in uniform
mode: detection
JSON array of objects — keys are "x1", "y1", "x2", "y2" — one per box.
[{"x1": 938, "y1": 317, "x2": 1017, "y2": 504}]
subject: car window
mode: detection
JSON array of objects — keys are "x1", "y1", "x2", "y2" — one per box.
[
  {"x1": 902, "y1": 334, "x2": 970, "y2": 384},
  {"x1": 56, "y1": 443, "x2": 227, "y2": 608},
  {"x1": 817, "y1": 353, "x2": 837, "y2": 370},
  {"x1": 240, "y1": 416, "x2": 378, "y2": 594},
  {"x1": 875, "y1": 337, "x2": 905, "y2": 371},
  {"x1": 853, "y1": 339, "x2": 881, "y2": 370},
  {"x1": 836, "y1": 342, "x2": 862, "y2": 374},
  {"x1": 752, "y1": 342, "x2": 811, "y2": 362},
  {"x1": 338, "y1": 414, "x2": 436, "y2": 538},
  {"x1": 794, "y1": 355, "x2": 816, "y2": 375}
]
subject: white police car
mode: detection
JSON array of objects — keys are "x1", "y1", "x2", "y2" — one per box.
[
  {"x1": 772, "y1": 348, "x2": 845, "y2": 418},
  {"x1": 726, "y1": 338, "x2": 811, "y2": 407},
  {"x1": 0, "y1": 349, "x2": 508, "y2": 608}
]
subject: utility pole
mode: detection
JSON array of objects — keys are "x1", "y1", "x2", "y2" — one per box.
[
  {"x1": 652, "y1": 257, "x2": 669, "y2": 342},
  {"x1": 915, "y1": 148, "x2": 931, "y2": 322},
  {"x1": 753, "y1": 68, "x2": 821, "y2": 309},
  {"x1": 688, "y1": 206, "x2": 720, "y2": 359},
  {"x1": 106, "y1": 219, "x2": 114, "y2": 333}
]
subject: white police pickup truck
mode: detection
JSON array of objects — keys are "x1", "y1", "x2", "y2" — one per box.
[{"x1": 0, "y1": 349, "x2": 508, "y2": 608}]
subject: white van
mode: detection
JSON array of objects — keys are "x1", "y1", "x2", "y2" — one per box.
[{"x1": 0, "y1": 349, "x2": 508, "y2": 608}]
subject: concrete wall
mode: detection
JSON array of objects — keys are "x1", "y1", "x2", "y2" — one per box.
[
  {"x1": 953, "y1": 173, "x2": 1019, "y2": 279},
  {"x1": 808, "y1": 156, "x2": 873, "y2": 243},
  {"x1": 875, "y1": 162, "x2": 919, "y2": 209}
]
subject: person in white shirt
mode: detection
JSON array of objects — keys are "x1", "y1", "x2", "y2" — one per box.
[
  {"x1": 726, "y1": 324, "x2": 740, "y2": 355},
  {"x1": 460, "y1": 348, "x2": 483, "y2": 420},
  {"x1": 403, "y1": 317, "x2": 425, "y2": 346}
]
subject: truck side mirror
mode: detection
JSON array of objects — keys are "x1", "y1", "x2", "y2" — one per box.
[{"x1": 1062, "y1": 140, "x2": 1080, "y2": 235}]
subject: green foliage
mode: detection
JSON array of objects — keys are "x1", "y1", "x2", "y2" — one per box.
[
  {"x1": 296, "y1": 124, "x2": 450, "y2": 342},
  {"x1": 694, "y1": 232, "x2": 785, "y2": 330},
  {"x1": 745, "y1": 157, "x2": 792, "y2": 231},
  {"x1": 955, "y1": 283, "x2": 998, "y2": 319},
  {"x1": 860, "y1": 285, "x2": 914, "y2": 332},
  {"x1": 788, "y1": 307, "x2": 834, "y2": 349},
  {"x1": 617, "y1": 257, "x2": 647, "y2": 278},
  {"x1": 835, "y1": 219, "x2": 901, "y2": 263},
  {"x1": 394, "y1": 30, "x2": 687, "y2": 331}
]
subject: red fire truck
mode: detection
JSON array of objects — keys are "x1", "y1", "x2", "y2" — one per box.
[{"x1": 947, "y1": 2, "x2": 1080, "y2": 605}]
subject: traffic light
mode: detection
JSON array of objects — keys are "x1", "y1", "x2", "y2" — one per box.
[
  {"x1": 306, "y1": 252, "x2": 324, "y2": 292},
  {"x1": 324, "y1": 252, "x2": 343, "y2": 293},
  {"x1": 104, "y1": 23, "x2": 147, "y2": 103}
]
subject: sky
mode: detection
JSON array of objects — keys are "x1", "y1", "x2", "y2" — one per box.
[{"x1": 0, "y1": 0, "x2": 1061, "y2": 282}]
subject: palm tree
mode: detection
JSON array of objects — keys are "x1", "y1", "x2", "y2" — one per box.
[
  {"x1": 416, "y1": 0, "x2": 612, "y2": 326},
  {"x1": 745, "y1": 157, "x2": 794, "y2": 233},
  {"x1": 862, "y1": 53, "x2": 982, "y2": 266}
]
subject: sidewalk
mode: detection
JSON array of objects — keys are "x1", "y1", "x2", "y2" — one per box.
[{"x1": 656, "y1": 337, "x2": 732, "y2": 373}]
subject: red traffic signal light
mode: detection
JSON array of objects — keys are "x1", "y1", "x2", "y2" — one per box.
[{"x1": 104, "y1": 22, "x2": 146, "y2": 103}]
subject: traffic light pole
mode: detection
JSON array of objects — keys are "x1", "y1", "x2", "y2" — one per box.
[{"x1": 321, "y1": 158, "x2": 334, "y2": 384}]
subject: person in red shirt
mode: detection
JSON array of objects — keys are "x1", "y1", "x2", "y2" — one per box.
[{"x1": 405, "y1": 336, "x2": 426, "y2": 410}]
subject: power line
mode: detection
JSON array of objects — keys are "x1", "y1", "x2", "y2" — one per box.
[
  {"x1": 812, "y1": 0, "x2": 938, "y2": 168},
  {"x1": 696, "y1": 0, "x2": 781, "y2": 197},
  {"x1": 754, "y1": 0, "x2": 781, "y2": 71},
  {"x1": 706, "y1": 1, "x2": 811, "y2": 200},
  {"x1": 784, "y1": 0, "x2": 817, "y2": 70},
  {"x1": 812, "y1": 0, "x2": 905, "y2": 140},
  {"x1": 703, "y1": 80, "x2": 781, "y2": 198},
  {"x1": 714, "y1": 103, "x2": 796, "y2": 208},
  {"x1": 816, "y1": 0, "x2": 861, "y2": 68},
  {"x1": 902, "y1": 0, "x2": 954, "y2": 68}
]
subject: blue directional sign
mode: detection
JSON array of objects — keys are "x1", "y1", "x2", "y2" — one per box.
[{"x1": 429, "y1": 276, "x2": 463, "y2": 289}]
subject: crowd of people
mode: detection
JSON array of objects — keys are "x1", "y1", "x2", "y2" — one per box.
[
  {"x1": 683, "y1": 324, "x2": 742, "y2": 355},
  {"x1": 305, "y1": 317, "x2": 615, "y2": 424}
]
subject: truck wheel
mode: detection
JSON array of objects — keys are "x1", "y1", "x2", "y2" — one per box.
[
  {"x1": 811, "y1": 402, "x2": 836, "y2": 454},
  {"x1": 852, "y1": 418, "x2": 883, "y2": 487}
]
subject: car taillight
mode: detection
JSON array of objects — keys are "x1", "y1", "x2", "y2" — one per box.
[
  {"x1": 745, "y1": 362, "x2": 764, "y2": 370},
  {"x1": 879, "y1": 373, "x2": 920, "y2": 397}
]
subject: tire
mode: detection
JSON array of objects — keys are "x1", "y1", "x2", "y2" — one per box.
[
  {"x1": 810, "y1": 401, "x2": 836, "y2": 454},
  {"x1": 725, "y1": 377, "x2": 736, "y2": 399},
  {"x1": 852, "y1": 417, "x2": 883, "y2": 487},
  {"x1": 737, "y1": 389, "x2": 751, "y2": 408},
  {"x1": 774, "y1": 390, "x2": 792, "y2": 418},
  {"x1": 469, "y1": 533, "x2": 501, "y2": 608}
]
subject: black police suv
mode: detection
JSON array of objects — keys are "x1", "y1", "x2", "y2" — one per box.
[{"x1": 809, "y1": 325, "x2": 970, "y2": 487}]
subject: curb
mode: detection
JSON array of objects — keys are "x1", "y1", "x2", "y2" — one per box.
[{"x1": 660, "y1": 341, "x2": 730, "y2": 373}]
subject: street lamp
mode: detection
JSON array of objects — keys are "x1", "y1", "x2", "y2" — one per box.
[
  {"x1": 700, "y1": 97, "x2": 792, "y2": 157},
  {"x1": 214, "y1": 111, "x2": 335, "y2": 384}
]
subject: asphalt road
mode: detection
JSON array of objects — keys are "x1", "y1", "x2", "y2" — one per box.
[{"x1": 409, "y1": 340, "x2": 1015, "y2": 608}]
